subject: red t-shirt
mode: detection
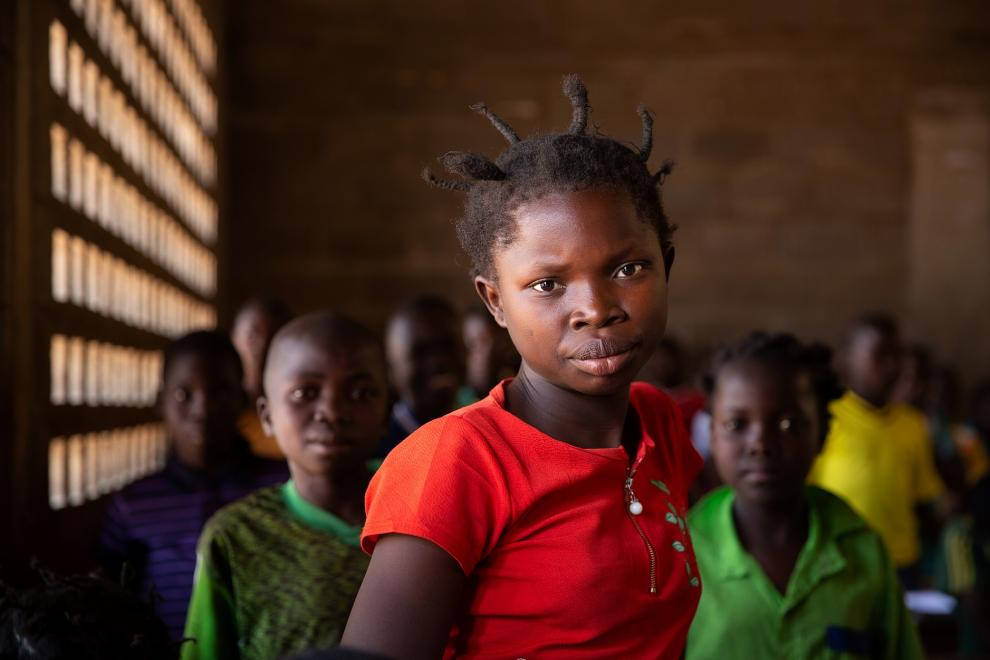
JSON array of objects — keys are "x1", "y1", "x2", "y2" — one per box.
[{"x1": 362, "y1": 380, "x2": 704, "y2": 659}]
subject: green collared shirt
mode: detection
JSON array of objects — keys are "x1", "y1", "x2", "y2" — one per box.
[{"x1": 686, "y1": 486, "x2": 923, "y2": 659}]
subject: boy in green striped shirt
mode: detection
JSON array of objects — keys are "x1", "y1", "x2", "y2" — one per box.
[
  {"x1": 686, "y1": 333, "x2": 923, "y2": 659},
  {"x1": 182, "y1": 312, "x2": 388, "y2": 660}
]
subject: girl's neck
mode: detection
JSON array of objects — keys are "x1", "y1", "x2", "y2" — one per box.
[
  {"x1": 506, "y1": 363, "x2": 631, "y2": 449},
  {"x1": 291, "y1": 463, "x2": 370, "y2": 526},
  {"x1": 733, "y1": 495, "x2": 807, "y2": 543},
  {"x1": 731, "y1": 492, "x2": 809, "y2": 593}
]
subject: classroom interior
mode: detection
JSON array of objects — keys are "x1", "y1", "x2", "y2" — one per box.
[{"x1": 1, "y1": 0, "x2": 989, "y2": 657}]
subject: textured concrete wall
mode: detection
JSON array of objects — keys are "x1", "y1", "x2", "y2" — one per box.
[{"x1": 224, "y1": 1, "x2": 990, "y2": 381}]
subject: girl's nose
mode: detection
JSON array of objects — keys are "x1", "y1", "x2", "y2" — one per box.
[
  {"x1": 745, "y1": 424, "x2": 777, "y2": 456},
  {"x1": 188, "y1": 391, "x2": 208, "y2": 420},
  {"x1": 314, "y1": 391, "x2": 352, "y2": 425},
  {"x1": 569, "y1": 281, "x2": 626, "y2": 330}
]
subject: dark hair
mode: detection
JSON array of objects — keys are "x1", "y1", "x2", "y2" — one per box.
[
  {"x1": 162, "y1": 330, "x2": 244, "y2": 384},
  {"x1": 423, "y1": 74, "x2": 675, "y2": 280},
  {"x1": 0, "y1": 571, "x2": 177, "y2": 659},
  {"x1": 233, "y1": 297, "x2": 293, "y2": 327},
  {"x1": 847, "y1": 312, "x2": 899, "y2": 343},
  {"x1": 703, "y1": 332, "x2": 842, "y2": 443},
  {"x1": 389, "y1": 295, "x2": 458, "y2": 325}
]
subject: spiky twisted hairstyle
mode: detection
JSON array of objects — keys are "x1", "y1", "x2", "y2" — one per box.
[{"x1": 423, "y1": 74, "x2": 675, "y2": 280}]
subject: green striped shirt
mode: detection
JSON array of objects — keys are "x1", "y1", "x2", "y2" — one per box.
[{"x1": 182, "y1": 482, "x2": 369, "y2": 660}]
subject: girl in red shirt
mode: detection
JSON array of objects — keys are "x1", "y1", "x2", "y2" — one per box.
[{"x1": 342, "y1": 75, "x2": 702, "y2": 659}]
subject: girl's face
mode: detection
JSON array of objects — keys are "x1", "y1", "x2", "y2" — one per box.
[
  {"x1": 710, "y1": 361, "x2": 820, "y2": 508},
  {"x1": 475, "y1": 187, "x2": 668, "y2": 396}
]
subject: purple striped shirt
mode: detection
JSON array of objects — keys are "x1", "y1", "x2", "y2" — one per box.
[{"x1": 97, "y1": 445, "x2": 288, "y2": 639}]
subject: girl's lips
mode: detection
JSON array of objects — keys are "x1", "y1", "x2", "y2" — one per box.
[
  {"x1": 570, "y1": 347, "x2": 637, "y2": 377},
  {"x1": 304, "y1": 436, "x2": 352, "y2": 455},
  {"x1": 568, "y1": 337, "x2": 640, "y2": 377},
  {"x1": 571, "y1": 337, "x2": 638, "y2": 360},
  {"x1": 741, "y1": 467, "x2": 783, "y2": 484}
]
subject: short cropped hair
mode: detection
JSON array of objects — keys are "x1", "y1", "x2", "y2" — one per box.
[{"x1": 162, "y1": 330, "x2": 243, "y2": 384}]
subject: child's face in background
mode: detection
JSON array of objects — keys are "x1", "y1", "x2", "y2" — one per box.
[
  {"x1": 463, "y1": 312, "x2": 519, "y2": 394},
  {"x1": 159, "y1": 353, "x2": 245, "y2": 471},
  {"x1": 845, "y1": 328, "x2": 901, "y2": 405},
  {"x1": 479, "y1": 187, "x2": 668, "y2": 396},
  {"x1": 232, "y1": 307, "x2": 281, "y2": 400},
  {"x1": 386, "y1": 310, "x2": 465, "y2": 421},
  {"x1": 710, "y1": 361, "x2": 820, "y2": 507},
  {"x1": 260, "y1": 337, "x2": 388, "y2": 476}
]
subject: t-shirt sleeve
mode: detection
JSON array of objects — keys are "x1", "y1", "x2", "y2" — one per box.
[
  {"x1": 181, "y1": 526, "x2": 240, "y2": 660},
  {"x1": 361, "y1": 415, "x2": 512, "y2": 575}
]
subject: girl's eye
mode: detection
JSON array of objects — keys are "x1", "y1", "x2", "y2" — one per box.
[
  {"x1": 290, "y1": 386, "x2": 317, "y2": 401},
  {"x1": 173, "y1": 387, "x2": 190, "y2": 403},
  {"x1": 530, "y1": 279, "x2": 560, "y2": 293},
  {"x1": 350, "y1": 386, "x2": 379, "y2": 401},
  {"x1": 615, "y1": 263, "x2": 644, "y2": 278},
  {"x1": 779, "y1": 417, "x2": 802, "y2": 433},
  {"x1": 723, "y1": 418, "x2": 745, "y2": 433}
]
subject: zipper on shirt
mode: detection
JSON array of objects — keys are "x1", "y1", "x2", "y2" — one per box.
[{"x1": 625, "y1": 465, "x2": 657, "y2": 594}]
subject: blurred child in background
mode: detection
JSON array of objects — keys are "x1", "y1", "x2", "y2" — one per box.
[
  {"x1": 460, "y1": 305, "x2": 519, "y2": 404},
  {"x1": 375, "y1": 296, "x2": 465, "y2": 457},
  {"x1": 231, "y1": 297, "x2": 294, "y2": 458},
  {"x1": 687, "y1": 332, "x2": 922, "y2": 659},
  {"x1": 97, "y1": 331, "x2": 287, "y2": 639},
  {"x1": 182, "y1": 313, "x2": 386, "y2": 659},
  {"x1": 809, "y1": 313, "x2": 943, "y2": 586},
  {"x1": 936, "y1": 380, "x2": 990, "y2": 655}
]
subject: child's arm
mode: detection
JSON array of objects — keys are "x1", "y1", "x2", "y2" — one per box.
[
  {"x1": 95, "y1": 495, "x2": 143, "y2": 582},
  {"x1": 181, "y1": 539, "x2": 240, "y2": 660},
  {"x1": 341, "y1": 534, "x2": 466, "y2": 659}
]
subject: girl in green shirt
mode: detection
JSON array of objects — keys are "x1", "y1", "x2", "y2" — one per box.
[{"x1": 686, "y1": 332, "x2": 923, "y2": 659}]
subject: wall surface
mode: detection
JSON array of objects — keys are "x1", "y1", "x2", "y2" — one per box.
[{"x1": 225, "y1": 1, "x2": 990, "y2": 381}]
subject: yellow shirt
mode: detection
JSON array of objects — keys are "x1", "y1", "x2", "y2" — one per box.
[{"x1": 809, "y1": 391, "x2": 943, "y2": 567}]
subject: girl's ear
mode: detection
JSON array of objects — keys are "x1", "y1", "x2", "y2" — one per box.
[
  {"x1": 257, "y1": 396, "x2": 275, "y2": 437},
  {"x1": 663, "y1": 245, "x2": 675, "y2": 280},
  {"x1": 474, "y1": 276, "x2": 507, "y2": 328}
]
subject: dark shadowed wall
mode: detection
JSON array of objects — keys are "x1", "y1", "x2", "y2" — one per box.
[{"x1": 224, "y1": 1, "x2": 990, "y2": 383}]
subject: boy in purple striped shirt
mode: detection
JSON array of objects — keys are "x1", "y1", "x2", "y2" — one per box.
[{"x1": 97, "y1": 330, "x2": 288, "y2": 639}]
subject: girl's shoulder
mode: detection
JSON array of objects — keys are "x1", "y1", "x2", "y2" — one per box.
[
  {"x1": 402, "y1": 394, "x2": 517, "y2": 451},
  {"x1": 376, "y1": 398, "x2": 521, "y2": 491}
]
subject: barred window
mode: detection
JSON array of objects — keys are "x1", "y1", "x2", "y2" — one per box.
[{"x1": 41, "y1": 0, "x2": 220, "y2": 509}]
